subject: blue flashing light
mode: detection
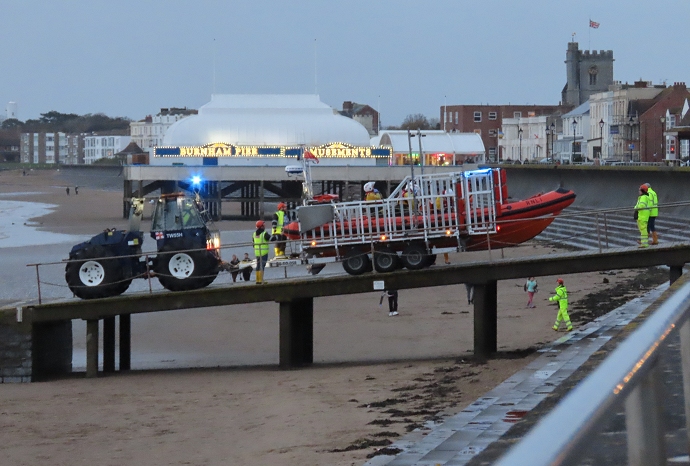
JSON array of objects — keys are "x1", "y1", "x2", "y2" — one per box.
[
  {"x1": 464, "y1": 168, "x2": 492, "y2": 176},
  {"x1": 191, "y1": 176, "x2": 202, "y2": 185}
]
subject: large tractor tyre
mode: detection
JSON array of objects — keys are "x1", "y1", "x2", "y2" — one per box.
[
  {"x1": 65, "y1": 245, "x2": 127, "y2": 299},
  {"x1": 373, "y1": 247, "x2": 400, "y2": 273},
  {"x1": 155, "y1": 244, "x2": 219, "y2": 292},
  {"x1": 342, "y1": 249, "x2": 371, "y2": 276},
  {"x1": 400, "y1": 243, "x2": 430, "y2": 270}
]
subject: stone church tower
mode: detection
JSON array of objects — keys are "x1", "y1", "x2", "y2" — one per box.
[{"x1": 562, "y1": 42, "x2": 614, "y2": 106}]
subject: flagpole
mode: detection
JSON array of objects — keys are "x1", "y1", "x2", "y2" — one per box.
[{"x1": 588, "y1": 18, "x2": 591, "y2": 50}]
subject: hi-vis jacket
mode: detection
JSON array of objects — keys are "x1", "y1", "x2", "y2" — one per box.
[
  {"x1": 647, "y1": 187, "x2": 659, "y2": 217},
  {"x1": 549, "y1": 285, "x2": 568, "y2": 311},
  {"x1": 635, "y1": 194, "x2": 651, "y2": 222}
]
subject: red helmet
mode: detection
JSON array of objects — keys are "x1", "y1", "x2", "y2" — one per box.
[
  {"x1": 639, "y1": 184, "x2": 648, "y2": 193},
  {"x1": 557, "y1": 278, "x2": 564, "y2": 285},
  {"x1": 256, "y1": 220, "x2": 265, "y2": 229},
  {"x1": 277, "y1": 202, "x2": 287, "y2": 210}
]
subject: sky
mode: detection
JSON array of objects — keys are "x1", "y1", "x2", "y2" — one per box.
[{"x1": 1, "y1": 0, "x2": 688, "y2": 128}]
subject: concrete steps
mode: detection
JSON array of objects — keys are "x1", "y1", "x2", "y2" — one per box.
[{"x1": 535, "y1": 207, "x2": 690, "y2": 250}]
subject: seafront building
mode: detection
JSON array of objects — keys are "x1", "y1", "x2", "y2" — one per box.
[
  {"x1": 129, "y1": 107, "x2": 198, "y2": 152},
  {"x1": 83, "y1": 132, "x2": 131, "y2": 165},
  {"x1": 20, "y1": 132, "x2": 83, "y2": 165}
]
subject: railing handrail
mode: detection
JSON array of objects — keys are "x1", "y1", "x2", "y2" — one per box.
[{"x1": 496, "y1": 278, "x2": 690, "y2": 466}]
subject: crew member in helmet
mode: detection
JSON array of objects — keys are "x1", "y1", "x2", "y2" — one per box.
[
  {"x1": 252, "y1": 220, "x2": 272, "y2": 284},
  {"x1": 363, "y1": 182, "x2": 382, "y2": 201},
  {"x1": 549, "y1": 278, "x2": 572, "y2": 332},
  {"x1": 271, "y1": 202, "x2": 288, "y2": 258},
  {"x1": 634, "y1": 184, "x2": 651, "y2": 248}
]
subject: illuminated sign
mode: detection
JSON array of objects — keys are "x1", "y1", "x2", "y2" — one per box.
[{"x1": 154, "y1": 142, "x2": 392, "y2": 159}]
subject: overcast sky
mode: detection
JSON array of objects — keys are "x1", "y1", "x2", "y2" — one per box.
[{"x1": 1, "y1": 0, "x2": 688, "y2": 127}]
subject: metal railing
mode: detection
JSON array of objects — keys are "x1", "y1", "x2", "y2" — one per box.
[{"x1": 496, "y1": 275, "x2": 690, "y2": 466}]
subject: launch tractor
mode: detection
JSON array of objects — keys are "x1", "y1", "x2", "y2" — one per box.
[{"x1": 65, "y1": 193, "x2": 223, "y2": 299}]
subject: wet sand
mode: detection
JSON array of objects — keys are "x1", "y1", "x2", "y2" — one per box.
[{"x1": 0, "y1": 168, "x2": 652, "y2": 465}]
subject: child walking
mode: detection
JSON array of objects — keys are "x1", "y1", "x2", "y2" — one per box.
[{"x1": 525, "y1": 277, "x2": 538, "y2": 308}]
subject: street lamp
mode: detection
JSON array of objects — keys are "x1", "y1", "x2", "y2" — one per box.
[
  {"x1": 550, "y1": 122, "x2": 555, "y2": 163},
  {"x1": 629, "y1": 116, "x2": 634, "y2": 161},
  {"x1": 545, "y1": 125, "x2": 550, "y2": 162},
  {"x1": 598, "y1": 119, "x2": 604, "y2": 160},
  {"x1": 660, "y1": 116, "x2": 666, "y2": 160},
  {"x1": 518, "y1": 127, "x2": 523, "y2": 162},
  {"x1": 571, "y1": 120, "x2": 577, "y2": 163}
]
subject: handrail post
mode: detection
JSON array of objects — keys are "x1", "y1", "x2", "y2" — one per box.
[
  {"x1": 34, "y1": 264, "x2": 42, "y2": 305},
  {"x1": 145, "y1": 254, "x2": 153, "y2": 294},
  {"x1": 595, "y1": 212, "x2": 602, "y2": 252},
  {"x1": 603, "y1": 212, "x2": 610, "y2": 248},
  {"x1": 680, "y1": 318, "x2": 690, "y2": 457},
  {"x1": 625, "y1": 361, "x2": 666, "y2": 466}
]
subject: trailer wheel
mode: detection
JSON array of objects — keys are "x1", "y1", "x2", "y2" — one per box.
[
  {"x1": 342, "y1": 249, "x2": 371, "y2": 275},
  {"x1": 373, "y1": 247, "x2": 400, "y2": 273},
  {"x1": 156, "y1": 243, "x2": 219, "y2": 291},
  {"x1": 424, "y1": 254, "x2": 437, "y2": 267},
  {"x1": 401, "y1": 243, "x2": 429, "y2": 270},
  {"x1": 65, "y1": 245, "x2": 128, "y2": 299}
]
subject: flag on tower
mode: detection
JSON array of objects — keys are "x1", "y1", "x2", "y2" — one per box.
[{"x1": 589, "y1": 19, "x2": 600, "y2": 29}]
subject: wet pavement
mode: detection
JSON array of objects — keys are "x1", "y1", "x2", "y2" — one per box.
[{"x1": 365, "y1": 283, "x2": 682, "y2": 466}]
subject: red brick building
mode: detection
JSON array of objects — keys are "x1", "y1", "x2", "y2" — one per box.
[
  {"x1": 440, "y1": 105, "x2": 570, "y2": 160},
  {"x1": 632, "y1": 82, "x2": 690, "y2": 162}
]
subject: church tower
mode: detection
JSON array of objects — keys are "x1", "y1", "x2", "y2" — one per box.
[{"x1": 562, "y1": 42, "x2": 614, "y2": 106}]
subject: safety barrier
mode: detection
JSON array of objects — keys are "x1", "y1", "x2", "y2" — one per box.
[{"x1": 495, "y1": 275, "x2": 690, "y2": 466}]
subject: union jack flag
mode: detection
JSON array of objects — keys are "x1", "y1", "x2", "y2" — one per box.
[
  {"x1": 155, "y1": 231, "x2": 164, "y2": 240},
  {"x1": 589, "y1": 20, "x2": 600, "y2": 29}
]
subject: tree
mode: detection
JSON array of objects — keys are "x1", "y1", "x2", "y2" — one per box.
[{"x1": 400, "y1": 113, "x2": 431, "y2": 131}]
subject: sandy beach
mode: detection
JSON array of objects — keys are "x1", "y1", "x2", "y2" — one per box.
[{"x1": 0, "y1": 168, "x2": 663, "y2": 465}]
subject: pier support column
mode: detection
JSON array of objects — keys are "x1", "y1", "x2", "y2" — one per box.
[
  {"x1": 670, "y1": 265, "x2": 683, "y2": 285},
  {"x1": 279, "y1": 298, "x2": 314, "y2": 369},
  {"x1": 103, "y1": 317, "x2": 115, "y2": 373},
  {"x1": 473, "y1": 281, "x2": 498, "y2": 357},
  {"x1": 119, "y1": 314, "x2": 131, "y2": 371},
  {"x1": 86, "y1": 319, "x2": 99, "y2": 378}
]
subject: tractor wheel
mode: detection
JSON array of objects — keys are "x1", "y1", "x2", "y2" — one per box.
[
  {"x1": 155, "y1": 243, "x2": 219, "y2": 292},
  {"x1": 373, "y1": 247, "x2": 400, "y2": 273},
  {"x1": 65, "y1": 245, "x2": 127, "y2": 299},
  {"x1": 342, "y1": 249, "x2": 371, "y2": 276},
  {"x1": 400, "y1": 243, "x2": 429, "y2": 270}
]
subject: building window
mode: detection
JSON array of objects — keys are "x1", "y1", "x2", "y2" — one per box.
[
  {"x1": 473, "y1": 111, "x2": 482, "y2": 122},
  {"x1": 514, "y1": 112, "x2": 522, "y2": 118},
  {"x1": 488, "y1": 147, "x2": 496, "y2": 156},
  {"x1": 589, "y1": 73, "x2": 597, "y2": 86},
  {"x1": 454, "y1": 112, "x2": 458, "y2": 124},
  {"x1": 474, "y1": 129, "x2": 481, "y2": 135},
  {"x1": 447, "y1": 111, "x2": 451, "y2": 123},
  {"x1": 489, "y1": 112, "x2": 497, "y2": 120},
  {"x1": 489, "y1": 129, "x2": 497, "y2": 137}
]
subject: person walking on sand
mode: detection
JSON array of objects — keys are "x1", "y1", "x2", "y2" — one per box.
[
  {"x1": 380, "y1": 289, "x2": 399, "y2": 316},
  {"x1": 74, "y1": 186, "x2": 79, "y2": 195},
  {"x1": 549, "y1": 278, "x2": 572, "y2": 332},
  {"x1": 465, "y1": 283, "x2": 474, "y2": 305},
  {"x1": 525, "y1": 277, "x2": 538, "y2": 308},
  {"x1": 65, "y1": 187, "x2": 70, "y2": 195}
]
